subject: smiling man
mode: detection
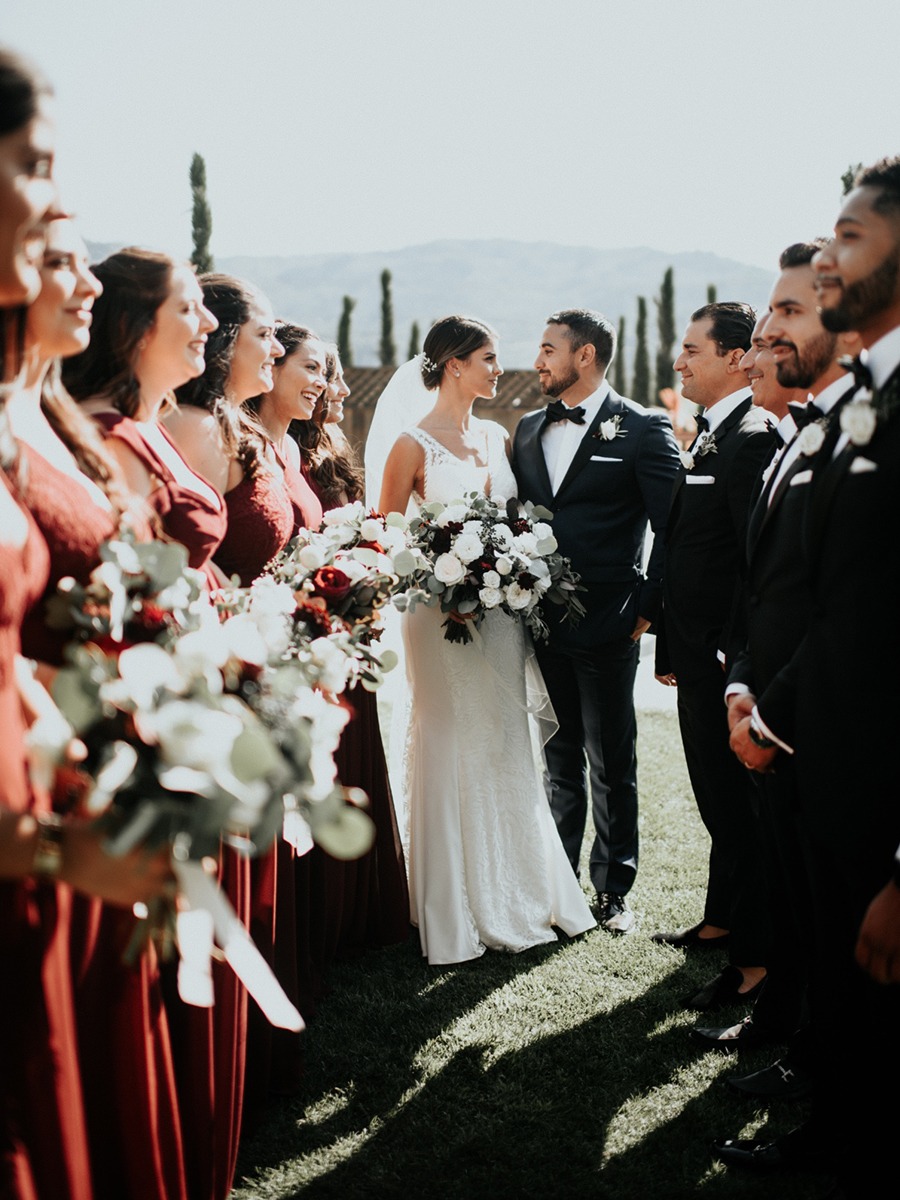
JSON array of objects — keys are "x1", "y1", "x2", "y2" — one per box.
[{"x1": 512, "y1": 309, "x2": 680, "y2": 934}]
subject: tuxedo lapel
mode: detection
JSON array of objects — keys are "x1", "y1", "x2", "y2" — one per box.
[
  {"x1": 669, "y1": 394, "x2": 755, "y2": 524},
  {"x1": 517, "y1": 410, "x2": 554, "y2": 503},
  {"x1": 554, "y1": 391, "x2": 622, "y2": 499}
]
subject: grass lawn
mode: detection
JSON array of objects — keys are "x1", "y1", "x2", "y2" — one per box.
[{"x1": 231, "y1": 710, "x2": 828, "y2": 1200}]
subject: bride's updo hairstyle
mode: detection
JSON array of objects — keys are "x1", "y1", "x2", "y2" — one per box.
[
  {"x1": 420, "y1": 315, "x2": 497, "y2": 391},
  {"x1": 63, "y1": 247, "x2": 173, "y2": 417}
]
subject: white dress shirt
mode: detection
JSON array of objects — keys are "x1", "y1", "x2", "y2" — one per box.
[
  {"x1": 693, "y1": 387, "x2": 752, "y2": 442},
  {"x1": 541, "y1": 381, "x2": 610, "y2": 494}
]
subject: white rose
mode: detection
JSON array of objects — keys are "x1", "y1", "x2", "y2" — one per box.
[
  {"x1": 433, "y1": 553, "x2": 467, "y2": 585},
  {"x1": 494, "y1": 555, "x2": 513, "y2": 576},
  {"x1": 513, "y1": 531, "x2": 539, "y2": 556},
  {"x1": 505, "y1": 582, "x2": 534, "y2": 611},
  {"x1": 452, "y1": 533, "x2": 484, "y2": 563},
  {"x1": 840, "y1": 398, "x2": 877, "y2": 446},
  {"x1": 359, "y1": 517, "x2": 385, "y2": 542},
  {"x1": 679, "y1": 450, "x2": 695, "y2": 470},
  {"x1": 462, "y1": 519, "x2": 484, "y2": 535},
  {"x1": 482, "y1": 569, "x2": 501, "y2": 589},
  {"x1": 297, "y1": 543, "x2": 327, "y2": 570},
  {"x1": 599, "y1": 418, "x2": 618, "y2": 441},
  {"x1": 797, "y1": 422, "x2": 827, "y2": 457},
  {"x1": 323, "y1": 501, "x2": 363, "y2": 526},
  {"x1": 248, "y1": 576, "x2": 296, "y2": 617},
  {"x1": 491, "y1": 524, "x2": 514, "y2": 547},
  {"x1": 436, "y1": 504, "x2": 468, "y2": 527},
  {"x1": 478, "y1": 586, "x2": 504, "y2": 609}
]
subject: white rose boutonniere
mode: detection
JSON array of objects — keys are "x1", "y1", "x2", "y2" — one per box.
[
  {"x1": 796, "y1": 421, "x2": 827, "y2": 457},
  {"x1": 680, "y1": 430, "x2": 717, "y2": 471},
  {"x1": 594, "y1": 415, "x2": 625, "y2": 442},
  {"x1": 840, "y1": 397, "x2": 878, "y2": 447}
]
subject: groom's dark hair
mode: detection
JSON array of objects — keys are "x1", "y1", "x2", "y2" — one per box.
[
  {"x1": 690, "y1": 301, "x2": 756, "y2": 356},
  {"x1": 855, "y1": 155, "x2": 900, "y2": 220},
  {"x1": 546, "y1": 309, "x2": 616, "y2": 370}
]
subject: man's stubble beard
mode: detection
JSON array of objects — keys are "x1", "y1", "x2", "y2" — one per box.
[
  {"x1": 774, "y1": 328, "x2": 838, "y2": 389},
  {"x1": 542, "y1": 365, "x2": 580, "y2": 398},
  {"x1": 820, "y1": 244, "x2": 900, "y2": 333}
]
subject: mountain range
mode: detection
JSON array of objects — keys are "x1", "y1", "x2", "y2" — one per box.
[{"x1": 85, "y1": 239, "x2": 775, "y2": 370}]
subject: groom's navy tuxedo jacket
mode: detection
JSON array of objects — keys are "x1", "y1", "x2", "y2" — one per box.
[{"x1": 512, "y1": 387, "x2": 680, "y2": 648}]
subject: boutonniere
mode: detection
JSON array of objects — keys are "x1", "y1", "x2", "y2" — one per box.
[
  {"x1": 593, "y1": 415, "x2": 626, "y2": 442},
  {"x1": 679, "y1": 431, "x2": 717, "y2": 471},
  {"x1": 839, "y1": 396, "x2": 878, "y2": 447},
  {"x1": 796, "y1": 420, "x2": 828, "y2": 457}
]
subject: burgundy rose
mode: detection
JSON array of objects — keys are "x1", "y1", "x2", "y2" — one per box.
[
  {"x1": 431, "y1": 528, "x2": 453, "y2": 554},
  {"x1": 311, "y1": 566, "x2": 353, "y2": 603}
]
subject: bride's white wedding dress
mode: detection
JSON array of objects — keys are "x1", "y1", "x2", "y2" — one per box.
[{"x1": 400, "y1": 422, "x2": 595, "y2": 964}]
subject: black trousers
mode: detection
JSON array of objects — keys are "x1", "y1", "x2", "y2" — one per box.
[{"x1": 536, "y1": 635, "x2": 639, "y2": 897}]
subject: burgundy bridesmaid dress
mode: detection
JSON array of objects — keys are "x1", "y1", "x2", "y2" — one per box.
[
  {"x1": 18, "y1": 445, "x2": 189, "y2": 1200},
  {"x1": 0, "y1": 470, "x2": 93, "y2": 1200}
]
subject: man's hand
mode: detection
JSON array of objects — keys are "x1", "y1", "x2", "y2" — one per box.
[
  {"x1": 631, "y1": 616, "x2": 652, "y2": 641},
  {"x1": 730, "y1": 716, "x2": 777, "y2": 772},
  {"x1": 855, "y1": 881, "x2": 900, "y2": 984},
  {"x1": 726, "y1": 692, "x2": 755, "y2": 734},
  {"x1": 655, "y1": 672, "x2": 677, "y2": 687}
]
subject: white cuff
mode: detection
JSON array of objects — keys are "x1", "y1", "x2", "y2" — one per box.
[{"x1": 725, "y1": 682, "x2": 751, "y2": 705}]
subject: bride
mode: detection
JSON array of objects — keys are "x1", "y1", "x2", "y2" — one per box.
[{"x1": 371, "y1": 315, "x2": 594, "y2": 964}]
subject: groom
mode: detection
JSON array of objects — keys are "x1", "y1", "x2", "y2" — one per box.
[{"x1": 513, "y1": 309, "x2": 680, "y2": 932}]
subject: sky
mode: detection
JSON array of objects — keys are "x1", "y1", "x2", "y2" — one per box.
[{"x1": 5, "y1": 0, "x2": 900, "y2": 271}]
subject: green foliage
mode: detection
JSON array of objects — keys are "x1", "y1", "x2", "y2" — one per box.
[
  {"x1": 407, "y1": 320, "x2": 421, "y2": 359},
  {"x1": 189, "y1": 153, "x2": 214, "y2": 274},
  {"x1": 379, "y1": 268, "x2": 397, "y2": 368},
  {"x1": 632, "y1": 296, "x2": 650, "y2": 406},
  {"x1": 654, "y1": 266, "x2": 676, "y2": 403},
  {"x1": 841, "y1": 162, "x2": 863, "y2": 196},
  {"x1": 706, "y1": 283, "x2": 717, "y2": 304},
  {"x1": 337, "y1": 295, "x2": 356, "y2": 367},
  {"x1": 232, "y1": 709, "x2": 823, "y2": 1199},
  {"x1": 612, "y1": 315, "x2": 626, "y2": 394}
]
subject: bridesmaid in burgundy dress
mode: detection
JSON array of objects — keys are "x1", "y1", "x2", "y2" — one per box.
[
  {"x1": 167, "y1": 280, "x2": 324, "y2": 1131},
  {"x1": 9, "y1": 218, "x2": 189, "y2": 1200},
  {"x1": 62, "y1": 248, "x2": 249, "y2": 1200},
  {"x1": 290, "y1": 343, "x2": 410, "y2": 974}
]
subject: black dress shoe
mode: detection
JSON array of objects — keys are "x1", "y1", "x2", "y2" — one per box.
[
  {"x1": 691, "y1": 1015, "x2": 785, "y2": 1053},
  {"x1": 711, "y1": 1125, "x2": 825, "y2": 1172},
  {"x1": 683, "y1": 965, "x2": 766, "y2": 1012},
  {"x1": 597, "y1": 892, "x2": 634, "y2": 935},
  {"x1": 652, "y1": 921, "x2": 730, "y2": 949},
  {"x1": 727, "y1": 1056, "x2": 814, "y2": 1101}
]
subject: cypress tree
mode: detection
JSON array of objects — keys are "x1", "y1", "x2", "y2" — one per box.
[
  {"x1": 337, "y1": 296, "x2": 355, "y2": 367},
  {"x1": 189, "y1": 153, "x2": 214, "y2": 274},
  {"x1": 654, "y1": 266, "x2": 676, "y2": 404},
  {"x1": 841, "y1": 162, "x2": 863, "y2": 195},
  {"x1": 706, "y1": 283, "x2": 717, "y2": 304},
  {"x1": 407, "y1": 320, "x2": 421, "y2": 359},
  {"x1": 632, "y1": 297, "x2": 650, "y2": 406},
  {"x1": 612, "y1": 316, "x2": 626, "y2": 394},
  {"x1": 379, "y1": 269, "x2": 396, "y2": 367}
]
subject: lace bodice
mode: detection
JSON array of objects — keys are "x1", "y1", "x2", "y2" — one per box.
[{"x1": 406, "y1": 421, "x2": 517, "y2": 507}]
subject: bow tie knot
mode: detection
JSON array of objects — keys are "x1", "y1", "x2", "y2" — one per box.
[
  {"x1": 694, "y1": 413, "x2": 710, "y2": 433},
  {"x1": 837, "y1": 353, "x2": 874, "y2": 392},
  {"x1": 787, "y1": 401, "x2": 823, "y2": 430},
  {"x1": 544, "y1": 400, "x2": 586, "y2": 427}
]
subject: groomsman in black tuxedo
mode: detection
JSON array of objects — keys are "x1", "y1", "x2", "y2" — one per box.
[
  {"x1": 652, "y1": 302, "x2": 775, "y2": 1010},
  {"x1": 512, "y1": 310, "x2": 680, "y2": 933},
  {"x1": 717, "y1": 161, "x2": 900, "y2": 1197},
  {"x1": 696, "y1": 244, "x2": 858, "y2": 1080}
]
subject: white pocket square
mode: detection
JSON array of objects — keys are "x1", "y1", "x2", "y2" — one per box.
[
  {"x1": 589, "y1": 455, "x2": 623, "y2": 463},
  {"x1": 849, "y1": 456, "x2": 877, "y2": 474},
  {"x1": 684, "y1": 475, "x2": 715, "y2": 485},
  {"x1": 789, "y1": 469, "x2": 813, "y2": 486}
]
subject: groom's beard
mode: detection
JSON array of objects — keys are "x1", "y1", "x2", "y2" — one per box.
[
  {"x1": 541, "y1": 365, "x2": 580, "y2": 397},
  {"x1": 820, "y1": 245, "x2": 900, "y2": 333}
]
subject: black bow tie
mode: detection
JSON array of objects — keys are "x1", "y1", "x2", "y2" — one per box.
[
  {"x1": 788, "y1": 401, "x2": 823, "y2": 430},
  {"x1": 544, "y1": 400, "x2": 586, "y2": 426},
  {"x1": 837, "y1": 353, "x2": 874, "y2": 392},
  {"x1": 694, "y1": 413, "x2": 710, "y2": 433}
]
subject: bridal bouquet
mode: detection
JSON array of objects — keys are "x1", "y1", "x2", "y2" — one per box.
[{"x1": 391, "y1": 493, "x2": 586, "y2": 644}]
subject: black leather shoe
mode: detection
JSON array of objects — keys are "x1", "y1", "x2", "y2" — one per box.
[
  {"x1": 652, "y1": 921, "x2": 730, "y2": 949},
  {"x1": 683, "y1": 965, "x2": 766, "y2": 1012},
  {"x1": 597, "y1": 892, "x2": 634, "y2": 935},
  {"x1": 727, "y1": 1056, "x2": 814, "y2": 1101},
  {"x1": 711, "y1": 1126, "x2": 824, "y2": 1172},
  {"x1": 691, "y1": 1015, "x2": 785, "y2": 1053}
]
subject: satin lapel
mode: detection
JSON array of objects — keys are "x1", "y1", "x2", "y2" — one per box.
[
  {"x1": 748, "y1": 450, "x2": 805, "y2": 558},
  {"x1": 519, "y1": 411, "x2": 554, "y2": 505},
  {"x1": 712, "y1": 394, "x2": 753, "y2": 445},
  {"x1": 554, "y1": 393, "x2": 621, "y2": 499}
]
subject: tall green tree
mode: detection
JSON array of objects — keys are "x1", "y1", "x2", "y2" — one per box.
[
  {"x1": 189, "y1": 153, "x2": 214, "y2": 274},
  {"x1": 337, "y1": 295, "x2": 355, "y2": 367},
  {"x1": 612, "y1": 316, "x2": 626, "y2": 393},
  {"x1": 379, "y1": 269, "x2": 397, "y2": 367},
  {"x1": 654, "y1": 266, "x2": 676, "y2": 403},
  {"x1": 706, "y1": 283, "x2": 717, "y2": 304},
  {"x1": 841, "y1": 162, "x2": 863, "y2": 195},
  {"x1": 632, "y1": 297, "x2": 650, "y2": 406},
  {"x1": 407, "y1": 320, "x2": 421, "y2": 359}
]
